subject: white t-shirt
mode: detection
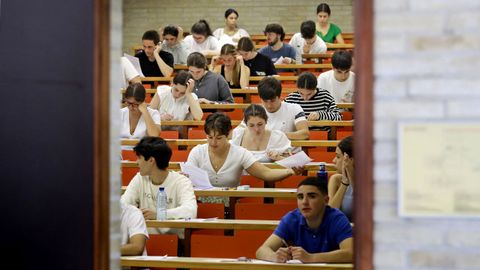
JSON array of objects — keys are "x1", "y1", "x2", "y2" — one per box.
[
  {"x1": 317, "y1": 70, "x2": 355, "y2": 103},
  {"x1": 265, "y1": 102, "x2": 307, "y2": 134},
  {"x1": 121, "y1": 171, "x2": 198, "y2": 237},
  {"x1": 120, "y1": 107, "x2": 160, "y2": 139},
  {"x1": 230, "y1": 128, "x2": 292, "y2": 162},
  {"x1": 187, "y1": 143, "x2": 257, "y2": 187},
  {"x1": 120, "y1": 201, "x2": 149, "y2": 255},
  {"x1": 213, "y1": 28, "x2": 250, "y2": 46},
  {"x1": 154, "y1": 85, "x2": 198, "y2": 120},
  {"x1": 183, "y1": 35, "x2": 220, "y2": 54},
  {"x1": 121, "y1": 56, "x2": 140, "y2": 89},
  {"x1": 289, "y1": 33, "x2": 327, "y2": 64}
]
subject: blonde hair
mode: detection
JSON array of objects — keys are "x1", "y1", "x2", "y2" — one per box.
[{"x1": 220, "y1": 44, "x2": 240, "y2": 87}]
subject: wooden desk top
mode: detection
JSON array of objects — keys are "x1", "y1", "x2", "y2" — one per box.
[
  {"x1": 121, "y1": 139, "x2": 339, "y2": 147},
  {"x1": 250, "y1": 76, "x2": 298, "y2": 81},
  {"x1": 121, "y1": 161, "x2": 337, "y2": 172},
  {"x1": 121, "y1": 256, "x2": 354, "y2": 269},
  {"x1": 146, "y1": 219, "x2": 278, "y2": 230},
  {"x1": 159, "y1": 120, "x2": 353, "y2": 127},
  {"x1": 120, "y1": 187, "x2": 297, "y2": 198}
]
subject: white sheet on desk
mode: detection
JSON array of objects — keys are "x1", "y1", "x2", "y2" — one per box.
[
  {"x1": 275, "y1": 151, "x2": 313, "y2": 168},
  {"x1": 180, "y1": 162, "x2": 213, "y2": 189},
  {"x1": 123, "y1": 53, "x2": 145, "y2": 77}
]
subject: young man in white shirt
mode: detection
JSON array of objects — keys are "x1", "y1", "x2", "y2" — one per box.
[
  {"x1": 317, "y1": 50, "x2": 355, "y2": 103},
  {"x1": 289, "y1": 20, "x2": 327, "y2": 64},
  {"x1": 257, "y1": 77, "x2": 309, "y2": 140},
  {"x1": 120, "y1": 200, "x2": 149, "y2": 256},
  {"x1": 121, "y1": 137, "x2": 197, "y2": 237}
]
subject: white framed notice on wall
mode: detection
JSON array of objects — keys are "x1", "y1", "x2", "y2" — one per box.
[{"x1": 398, "y1": 122, "x2": 480, "y2": 217}]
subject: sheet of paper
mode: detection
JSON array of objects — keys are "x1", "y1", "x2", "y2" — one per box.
[
  {"x1": 275, "y1": 151, "x2": 313, "y2": 168},
  {"x1": 123, "y1": 53, "x2": 145, "y2": 77},
  {"x1": 274, "y1": 56, "x2": 284, "y2": 64},
  {"x1": 180, "y1": 162, "x2": 213, "y2": 189}
]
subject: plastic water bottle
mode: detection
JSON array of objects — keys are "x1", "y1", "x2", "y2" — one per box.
[
  {"x1": 317, "y1": 162, "x2": 328, "y2": 183},
  {"x1": 156, "y1": 187, "x2": 167, "y2": 220}
]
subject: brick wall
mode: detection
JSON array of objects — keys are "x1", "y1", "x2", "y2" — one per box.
[
  {"x1": 122, "y1": 0, "x2": 353, "y2": 54},
  {"x1": 374, "y1": 0, "x2": 480, "y2": 269}
]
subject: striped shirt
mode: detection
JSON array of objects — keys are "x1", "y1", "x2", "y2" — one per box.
[{"x1": 285, "y1": 88, "x2": 341, "y2": 121}]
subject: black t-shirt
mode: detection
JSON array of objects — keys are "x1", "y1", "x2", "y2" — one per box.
[
  {"x1": 135, "y1": 50, "x2": 174, "y2": 77},
  {"x1": 244, "y1": 52, "x2": 277, "y2": 76}
]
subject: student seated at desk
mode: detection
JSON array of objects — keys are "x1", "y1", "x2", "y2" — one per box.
[
  {"x1": 256, "y1": 177, "x2": 353, "y2": 263},
  {"x1": 328, "y1": 136, "x2": 354, "y2": 221},
  {"x1": 122, "y1": 137, "x2": 197, "y2": 237},
  {"x1": 285, "y1": 71, "x2": 340, "y2": 131},
  {"x1": 135, "y1": 30, "x2": 174, "y2": 77},
  {"x1": 237, "y1": 37, "x2": 277, "y2": 76},
  {"x1": 183, "y1": 20, "x2": 220, "y2": 57},
  {"x1": 289, "y1": 20, "x2": 327, "y2": 64},
  {"x1": 149, "y1": 71, "x2": 203, "y2": 138},
  {"x1": 187, "y1": 112, "x2": 301, "y2": 188},
  {"x1": 231, "y1": 104, "x2": 292, "y2": 162},
  {"x1": 257, "y1": 77, "x2": 310, "y2": 140},
  {"x1": 317, "y1": 50, "x2": 355, "y2": 104},
  {"x1": 121, "y1": 200, "x2": 148, "y2": 256},
  {"x1": 120, "y1": 83, "x2": 160, "y2": 139},
  {"x1": 210, "y1": 44, "x2": 250, "y2": 89},
  {"x1": 187, "y1": 52, "x2": 234, "y2": 104},
  {"x1": 213, "y1": 8, "x2": 250, "y2": 47}
]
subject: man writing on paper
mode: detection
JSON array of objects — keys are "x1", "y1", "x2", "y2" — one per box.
[
  {"x1": 121, "y1": 137, "x2": 197, "y2": 238},
  {"x1": 256, "y1": 177, "x2": 353, "y2": 263}
]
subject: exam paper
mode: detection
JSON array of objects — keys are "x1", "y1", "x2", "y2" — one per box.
[
  {"x1": 123, "y1": 53, "x2": 145, "y2": 77},
  {"x1": 180, "y1": 162, "x2": 213, "y2": 189},
  {"x1": 275, "y1": 151, "x2": 312, "y2": 168},
  {"x1": 274, "y1": 56, "x2": 284, "y2": 64}
]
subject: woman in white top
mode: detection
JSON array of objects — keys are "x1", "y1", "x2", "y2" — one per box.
[
  {"x1": 187, "y1": 112, "x2": 300, "y2": 188},
  {"x1": 231, "y1": 104, "x2": 292, "y2": 162},
  {"x1": 120, "y1": 83, "x2": 160, "y2": 139},
  {"x1": 210, "y1": 44, "x2": 250, "y2": 89},
  {"x1": 213, "y1": 8, "x2": 250, "y2": 46},
  {"x1": 183, "y1": 20, "x2": 220, "y2": 56}
]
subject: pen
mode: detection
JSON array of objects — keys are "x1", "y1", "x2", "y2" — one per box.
[{"x1": 281, "y1": 239, "x2": 289, "y2": 247}]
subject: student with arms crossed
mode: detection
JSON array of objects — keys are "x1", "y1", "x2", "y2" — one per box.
[{"x1": 256, "y1": 177, "x2": 353, "y2": 263}]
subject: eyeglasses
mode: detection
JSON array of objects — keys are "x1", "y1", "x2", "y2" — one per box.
[{"x1": 124, "y1": 100, "x2": 141, "y2": 107}]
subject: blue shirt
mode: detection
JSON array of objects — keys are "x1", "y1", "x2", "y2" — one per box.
[
  {"x1": 259, "y1": 43, "x2": 297, "y2": 63},
  {"x1": 274, "y1": 207, "x2": 352, "y2": 253}
]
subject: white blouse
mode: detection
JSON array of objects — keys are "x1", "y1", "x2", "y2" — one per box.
[
  {"x1": 155, "y1": 85, "x2": 198, "y2": 120},
  {"x1": 213, "y1": 28, "x2": 250, "y2": 46},
  {"x1": 186, "y1": 143, "x2": 257, "y2": 187},
  {"x1": 120, "y1": 107, "x2": 160, "y2": 139},
  {"x1": 230, "y1": 128, "x2": 292, "y2": 162},
  {"x1": 183, "y1": 35, "x2": 220, "y2": 54}
]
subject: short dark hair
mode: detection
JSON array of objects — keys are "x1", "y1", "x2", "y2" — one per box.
[
  {"x1": 191, "y1": 19, "x2": 213, "y2": 37},
  {"x1": 142, "y1": 30, "x2": 160, "y2": 44},
  {"x1": 296, "y1": 71, "x2": 318, "y2": 90},
  {"x1": 338, "y1": 135, "x2": 353, "y2": 158},
  {"x1": 316, "y1": 3, "x2": 331, "y2": 15},
  {"x1": 124, "y1": 83, "x2": 146, "y2": 102},
  {"x1": 133, "y1": 137, "x2": 172, "y2": 170},
  {"x1": 298, "y1": 177, "x2": 328, "y2": 196},
  {"x1": 172, "y1": 70, "x2": 192, "y2": 86},
  {"x1": 264, "y1": 23, "x2": 285, "y2": 41},
  {"x1": 162, "y1": 25, "x2": 179, "y2": 37},
  {"x1": 224, "y1": 8, "x2": 239, "y2": 18},
  {"x1": 331, "y1": 50, "x2": 353, "y2": 70},
  {"x1": 243, "y1": 104, "x2": 268, "y2": 124},
  {"x1": 187, "y1": 52, "x2": 208, "y2": 70},
  {"x1": 204, "y1": 112, "x2": 232, "y2": 136},
  {"x1": 258, "y1": 76, "x2": 282, "y2": 100},
  {"x1": 237, "y1": 37, "x2": 255, "y2": 52},
  {"x1": 300, "y1": 20, "x2": 316, "y2": 39}
]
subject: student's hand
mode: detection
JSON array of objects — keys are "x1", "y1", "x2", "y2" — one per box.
[
  {"x1": 141, "y1": 208, "x2": 156, "y2": 220},
  {"x1": 185, "y1": 78, "x2": 195, "y2": 94},
  {"x1": 290, "y1": 166, "x2": 304, "y2": 175},
  {"x1": 290, "y1": 246, "x2": 313, "y2": 263},
  {"x1": 342, "y1": 153, "x2": 354, "y2": 184},
  {"x1": 198, "y1": 98, "x2": 214, "y2": 104},
  {"x1": 307, "y1": 112, "x2": 320, "y2": 121},
  {"x1": 161, "y1": 113, "x2": 174, "y2": 121},
  {"x1": 267, "y1": 150, "x2": 282, "y2": 161},
  {"x1": 154, "y1": 44, "x2": 161, "y2": 55},
  {"x1": 177, "y1": 26, "x2": 184, "y2": 41},
  {"x1": 138, "y1": 102, "x2": 148, "y2": 114},
  {"x1": 274, "y1": 247, "x2": 292, "y2": 263},
  {"x1": 236, "y1": 55, "x2": 244, "y2": 65},
  {"x1": 211, "y1": 55, "x2": 220, "y2": 67},
  {"x1": 303, "y1": 41, "x2": 313, "y2": 54},
  {"x1": 282, "y1": 57, "x2": 293, "y2": 64}
]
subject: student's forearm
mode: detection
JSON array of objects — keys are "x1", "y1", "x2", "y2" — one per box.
[
  {"x1": 329, "y1": 183, "x2": 348, "y2": 209},
  {"x1": 256, "y1": 246, "x2": 278, "y2": 262},
  {"x1": 121, "y1": 243, "x2": 144, "y2": 256},
  {"x1": 240, "y1": 66, "x2": 250, "y2": 89},
  {"x1": 309, "y1": 248, "x2": 353, "y2": 263},
  {"x1": 155, "y1": 54, "x2": 173, "y2": 77},
  {"x1": 142, "y1": 113, "x2": 160, "y2": 136},
  {"x1": 186, "y1": 95, "x2": 203, "y2": 120},
  {"x1": 286, "y1": 129, "x2": 309, "y2": 140}
]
